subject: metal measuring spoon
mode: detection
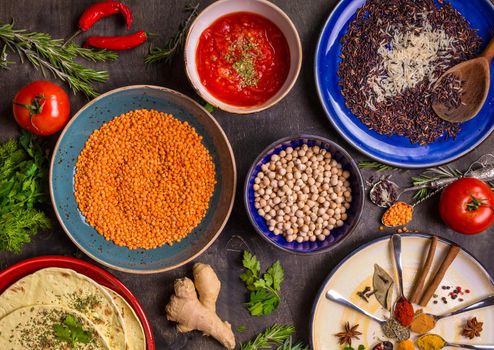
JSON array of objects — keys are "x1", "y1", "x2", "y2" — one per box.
[
  {"x1": 326, "y1": 289, "x2": 385, "y2": 324},
  {"x1": 425, "y1": 335, "x2": 494, "y2": 350},
  {"x1": 429, "y1": 294, "x2": 494, "y2": 323}
]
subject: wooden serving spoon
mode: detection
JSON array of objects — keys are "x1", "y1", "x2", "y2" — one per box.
[{"x1": 432, "y1": 36, "x2": 494, "y2": 123}]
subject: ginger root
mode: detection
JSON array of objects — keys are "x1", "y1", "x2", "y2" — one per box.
[{"x1": 166, "y1": 263, "x2": 235, "y2": 349}]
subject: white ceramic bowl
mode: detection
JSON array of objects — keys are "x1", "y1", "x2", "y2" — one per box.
[{"x1": 185, "y1": 0, "x2": 302, "y2": 114}]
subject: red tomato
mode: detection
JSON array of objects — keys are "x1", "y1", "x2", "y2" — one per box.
[
  {"x1": 439, "y1": 178, "x2": 494, "y2": 234},
  {"x1": 13, "y1": 80, "x2": 70, "y2": 136}
]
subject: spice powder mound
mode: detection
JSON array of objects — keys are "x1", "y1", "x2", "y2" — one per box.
[
  {"x1": 74, "y1": 109, "x2": 216, "y2": 249},
  {"x1": 338, "y1": 0, "x2": 481, "y2": 145}
]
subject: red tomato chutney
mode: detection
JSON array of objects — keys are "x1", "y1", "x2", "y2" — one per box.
[{"x1": 196, "y1": 12, "x2": 290, "y2": 107}]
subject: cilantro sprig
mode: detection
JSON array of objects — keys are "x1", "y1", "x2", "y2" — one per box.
[
  {"x1": 240, "y1": 251, "x2": 285, "y2": 316},
  {"x1": 53, "y1": 314, "x2": 93, "y2": 347}
]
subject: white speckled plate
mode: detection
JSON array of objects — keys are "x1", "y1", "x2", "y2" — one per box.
[{"x1": 310, "y1": 234, "x2": 494, "y2": 349}]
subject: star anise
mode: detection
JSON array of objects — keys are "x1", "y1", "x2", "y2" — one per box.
[
  {"x1": 335, "y1": 322, "x2": 362, "y2": 346},
  {"x1": 462, "y1": 317, "x2": 483, "y2": 339}
]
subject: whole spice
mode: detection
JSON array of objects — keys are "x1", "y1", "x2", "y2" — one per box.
[
  {"x1": 74, "y1": 109, "x2": 216, "y2": 249},
  {"x1": 381, "y1": 318, "x2": 410, "y2": 341},
  {"x1": 462, "y1": 317, "x2": 483, "y2": 339},
  {"x1": 253, "y1": 144, "x2": 352, "y2": 243},
  {"x1": 78, "y1": 1, "x2": 133, "y2": 31},
  {"x1": 410, "y1": 236, "x2": 438, "y2": 304},
  {"x1": 338, "y1": 0, "x2": 481, "y2": 144},
  {"x1": 397, "y1": 339, "x2": 415, "y2": 350},
  {"x1": 335, "y1": 322, "x2": 362, "y2": 346},
  {"x1": 394, "y1": 297, "x2": 415, "y2": 327},
  {"x1": 0, "y1": 131, "x2": 51, "y2": 253},
  {"x1": 84, "y1": 30, "x2": 147, "y2": 50},
  {"x1": 416, "y1": 334, "x2": 446, "y2": 350},
  {"x1": 0, "y1": 20, "x2": 117, "y2": 97},
  {"x1": 410, "y1": 310, "x2": 436, "y2": 334},
  {"x1": 382, "y1": 202, "x2": 413, "y2": 227},
  {"x1": 373, "y1": 264, "x2": 394, "y2": 310},
  {"x1": 419, "y1": 244, "x2": 460, "y2": 306}
]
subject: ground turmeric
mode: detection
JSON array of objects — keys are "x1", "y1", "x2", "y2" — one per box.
[{"x1": 416, "y1": 334, "x2": 446, "y2": 350}]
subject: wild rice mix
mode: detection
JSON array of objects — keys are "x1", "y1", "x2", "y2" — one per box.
[{"x1": 338, "y1": 0, "x2": 481, "y2": 145}]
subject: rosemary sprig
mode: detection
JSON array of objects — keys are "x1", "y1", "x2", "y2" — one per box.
[
  {"x1": 144, "y1": 3, "x2": 199, "y2": 64},
  {"x1": 0, "y1": 44, "x2": 13, "y2": 69},
  {"x1": 358, "y1": 161, "x2": 399, "y2": 172},
  {"x1": 240, "y1": 324, "x2": 295, "y2": 350},
  {"x1": 411, "y1": 166, "x2": 462, "y2": 200},
  {"x1": 0, "y1": 20, "x2": 117, "y2": 98}
]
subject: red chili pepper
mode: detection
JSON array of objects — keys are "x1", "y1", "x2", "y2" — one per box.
[
  {"x1": 79, "y1": 1, "x2": 133, "y2": 31},
  {"x1": 84, "y1": 30, "x2": 147, "y2": 50}
]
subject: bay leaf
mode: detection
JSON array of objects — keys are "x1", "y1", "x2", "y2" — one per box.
[{"x1": 373, "y1": 264, "x2": 394, "y2": 310}]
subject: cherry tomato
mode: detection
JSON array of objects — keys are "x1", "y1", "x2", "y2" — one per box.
[
  {"x1": 13, "y1": 80, "x2": 70, "y2": 136},
  {"x1": 439, "y1": 178, "x2": 494, "y2": 235}
]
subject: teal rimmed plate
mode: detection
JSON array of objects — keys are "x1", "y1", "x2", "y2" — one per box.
[{"x1": 50, "y1": 85, "x2": 236, "y2": 273}]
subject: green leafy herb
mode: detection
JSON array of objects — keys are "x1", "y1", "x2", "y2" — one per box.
[
  {"x1": 276, "y1": 337, "x2": 309, "y2": 350},
  {"x1": 240, "y1": 324, "x2": 294, "y2": 350},
  {"x1": 343, "y1": 345, "x2": 366, "y2": 350},
  {"x1": 0, "y1": 131, "x2": 51, "y2": 253},
  {"x1": 236, "y1": 324, "x2": 248, "y2": 333},
  {"x1": 0, "y1": 20, "x2": 117, "y2": 97},
  {"x1": 411, "y1": 166, "x2": 462, "y2": 200},
  {"x1": 240, "y1": 251, "x2": 284, "y2": 316},
  {"x1": 53, "y1": 314, "x2": 92, "y2": 347},
  {"x1": 358, "y1": 161, "x2": 398, "y2": 172},
  {"x1": 203, "y1": 102, "x2": 215, "y2": 113},
  {"x1": 145, "y1": 3, "x2": 199, "y2": 64}
]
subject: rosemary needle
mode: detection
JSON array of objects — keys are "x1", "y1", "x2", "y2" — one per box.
[
  {"x1": 144, "y1": 3, "x2": 199, "y2": 64},
  {"x1": 0, "y1": 20, "x2": 117, "y2": 98}
]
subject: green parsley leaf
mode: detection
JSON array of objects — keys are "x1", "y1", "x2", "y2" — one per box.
[
  {"x1": 358, "y1": 345, "x2": 366, "y2": 350},
  {"x1": 240, "y1": 251, "x2": 284, "y2": 316}
]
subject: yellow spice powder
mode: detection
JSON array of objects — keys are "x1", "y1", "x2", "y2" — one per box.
[
  {"x1": 410, "y1": 311, "x2": 436, "y2": 334},
  {"x1": 398, "y1": 339, "x2": 415, "y2": 350},
  {"x1": 416, "y1": 334, "x2": 446, "y2": 350}
]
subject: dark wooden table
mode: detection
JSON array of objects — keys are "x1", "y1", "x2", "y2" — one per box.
[{"x1": 1, "y1": 1, "x2": 493, "y2": 349}]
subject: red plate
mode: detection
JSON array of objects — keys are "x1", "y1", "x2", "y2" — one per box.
[{"x1": 0, "y1": 256, "x2": 155, "y2": 350}]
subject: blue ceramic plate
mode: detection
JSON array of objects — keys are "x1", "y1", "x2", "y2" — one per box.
[
  {"x1": 50, "y1": 86, "x2": 236, "y2": 273},
  {"x1": 315, "y1": 0, "x2": 494, "y2": 168},
  {"x1": 244, "y1": 135, "x2": 364, "y2": 254}
]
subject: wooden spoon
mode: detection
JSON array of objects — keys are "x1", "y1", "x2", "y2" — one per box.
[{"x1": 432, "y1": 36, "x2": 494, "y2": 123}]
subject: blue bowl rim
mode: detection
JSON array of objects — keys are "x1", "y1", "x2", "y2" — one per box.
[
  {"x1": 49, "y1": 84, "x2": 237, "y2": 274},
  {"x1": 243, "y1": 134, "x2": 365, "y2": 255},
  {"x1": 308, "y1": 232, "x2": 494, "y2": 349},
  {"x1": 314, "y1": 0, "x2": 494, "y2": 169}
]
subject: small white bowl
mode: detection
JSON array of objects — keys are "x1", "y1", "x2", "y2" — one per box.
[{"x1": 185, "y1": 0, "x2": 302, "y2": 114}]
